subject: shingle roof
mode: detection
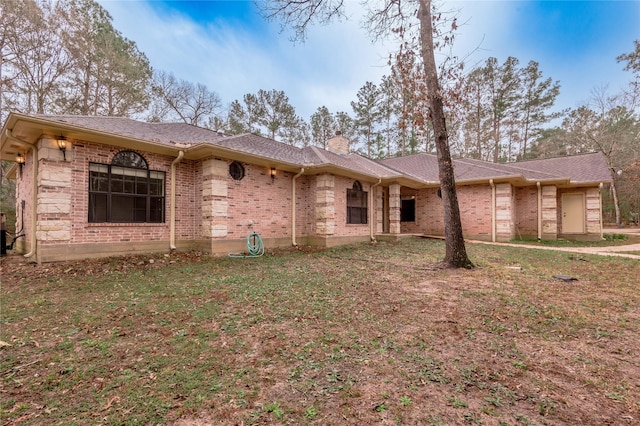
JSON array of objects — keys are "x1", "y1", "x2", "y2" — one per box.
[
  {"x1": 379, "y1": 152, "x2": 611, "y2": 184},
  {"x1": 14, "y1": 114, "x2": 612, "y2": 185},
  {"x1": 37, "y1": 115, "x2": 226, "y2": 145}
]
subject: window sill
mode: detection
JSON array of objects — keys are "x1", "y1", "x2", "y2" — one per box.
[{"x1": 86, "y1": 222, "x2": 166, "y2": 227}]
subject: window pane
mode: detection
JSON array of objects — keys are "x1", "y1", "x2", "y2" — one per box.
[
  {"x1": 89, "y1": 193, "x2": 107, "y2": 222},
  {"x1": 123, "y1": 175, "x2": 135, "y2": 194},
  {"x1": 133, "y1": 197, "x2": 146, "y2": 222},
  {"x1": 111, "y1": 195, "x2": 135, "y2": 222},
  {"x1": 110, "y1": 175, "x2": 124, "y2": 193},
  {"x1": 401, "y1": 199, "x2": 416, "y2": 222},
  {"x1": 136, "y1": 177, "x2": 148, "y2": 194},
  {"x1": 150, "y1": 197, "x2": 164, "y2": 222},
  {"x1": 89, "y1": 171, "x2": 108, "y2": 192}
]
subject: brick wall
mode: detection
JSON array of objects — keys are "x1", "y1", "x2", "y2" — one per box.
[
  {"x1": 515, "y1": 186, "x2": 538, "y2": 238},
  {"x1": 461, "y1": 185, "x2": 493, "y2": 240},
  {"x1": 70, "y1": 141, "x2": 177, "y2": 245},
  {"x1": 399, "y1": 184, "x2": 492, "y2": 240}
]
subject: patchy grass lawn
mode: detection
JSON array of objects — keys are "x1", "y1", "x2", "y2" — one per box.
[
  {"x1": 1, "y1": 239, "x2": 639, "y2": 425},
  {"x1": 510, "y1": 233, "x2": 640, "y2": 247}
]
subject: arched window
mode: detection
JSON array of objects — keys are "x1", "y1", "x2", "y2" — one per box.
[
  {"x1": 347, "y1": 180, "x2": 368, "y2": 224},
  {"x1": 88, "y1": 151, "x2": 165, "y2": 223},
  {"x1": 111, "y1": 150, "x2": 148, "y2": 169}
]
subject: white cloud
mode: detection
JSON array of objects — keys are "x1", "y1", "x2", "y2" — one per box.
[
  {"x1": 100, "y1": 0, "x2": 395, "y2": 120},
  {"x1": 100, "y1": 0, "x2": 637, "y2": 124}
]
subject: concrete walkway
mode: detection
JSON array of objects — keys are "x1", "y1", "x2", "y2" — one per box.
[{"x1": 467, "y1": 228, "x2": 640, "y2": 260}]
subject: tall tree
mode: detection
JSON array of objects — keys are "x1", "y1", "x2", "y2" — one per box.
[
  {"x1": 261, "y1": 0, "x2": 473, "y2": 267},
  {"x1": 256, "y1": 89, "x2": 302, "y2": 143},
  {"x1": 62, "y1": 0, "x2": 151, "y2": 116},
  {"x1": 228, "y1": 89, "x2": 305, "y2": 145},
  {"x1": 517, "y1": 60, "x2": 561, "y2": 159},
  {"x1": 378, "y1": 75, "x2": 400, "y2": 157},
  {"x1": 0, "y1": 0, "x2": 41, "y2": 121},
  {"x1": 485, "y1": 56, "x2": 520, "y2": 162},
  {"x1": 227, "y1": 93, "x2": 263, "y2": 134},
  {"x1": 457, "y1": 67, "x2": 492, "y2": 160},
  {"x1": 310, "y1": 105, "x2": 336, "y2": 148},
  {"x1": 351, "y1": 81, "x2": 382, "y2": 157},
  {"x1": 334, "y1": 110, "x2": 357, "y2": 144},
  {"x1": 6, "y1": 0, "x2": 71, "y2": 114}
]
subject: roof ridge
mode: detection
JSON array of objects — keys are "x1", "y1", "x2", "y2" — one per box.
[
  {"x1": 512, "y1": 151, "x2": 602, "y2": 163},
  {"x1": 456, "y1": 158, "x2": 560, "y2": 179},
  {"x1": 309, "y1": 146, "x2": 330, "y2": 164}
]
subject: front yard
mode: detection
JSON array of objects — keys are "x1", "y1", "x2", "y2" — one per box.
[{"x1": 1, "y1": 239, "x2": 638, "y2": 425}]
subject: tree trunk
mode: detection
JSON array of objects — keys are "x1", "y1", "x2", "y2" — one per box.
[
  {"x1": 418, "y1": 0, "x2": 472, "y2": 268},
  {"x1": 610, "y1": 171, "x2": 622, "y2": 227}
]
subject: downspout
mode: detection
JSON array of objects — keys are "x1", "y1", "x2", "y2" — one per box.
[
  {"x1": 537, "y1": 182, "x2": 542, "y2": 241},
  {"x1": 291, "y1": 168, "x2": 304, "y2": 246},
  {"x1": 489, "y1": 179, "x2": 496, "y2": 242},
  {"x1": 599, "y1": 182, "x2": 604, "y2": 240},
  {"x1": 169, "y1": 150, "x2": 184, "y2": 250},
  {"x1": 5, "y1": 130, "x2": 38, "y2": 259},
  {"x1": 370, "y1": 178, "x2": 382, "y2": 241}
]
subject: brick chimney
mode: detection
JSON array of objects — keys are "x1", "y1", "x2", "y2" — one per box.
[{"x1": 326, "y1": 131, "x2": 349, "y2": 155}]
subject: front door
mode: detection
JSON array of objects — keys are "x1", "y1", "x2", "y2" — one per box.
[{"x1": 562, "y1": 193, "x2": 585, "y2": 234}]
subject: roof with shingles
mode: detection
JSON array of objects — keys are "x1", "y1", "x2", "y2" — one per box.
[
  {"x1": 4, "y1": 114, "x2": 612, "y2": 185},
  {"x1": 379, "y1": 152, "x2": 611, "y2": 185}
]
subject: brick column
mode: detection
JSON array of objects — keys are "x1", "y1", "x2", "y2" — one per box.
[
  {"x1": 389, "y1": 183, "x2": 401, "y2": 234},
  {"x1": 201, "y1": 159, "x2": 228, "y2": 238},
  {"x1": 541, "y1": 185, "x2": 558, "y2": 240},
  {"x1": 315, "y1": 174, "x2": 335, "y2": 235}
]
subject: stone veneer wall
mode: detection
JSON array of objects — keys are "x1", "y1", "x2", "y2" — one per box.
[
  {"x1": 315, "y1": 174, "x2": 335, "y2": 236},
  {"x1": 585, "y1": 187, "x2": 602, "y2": 235},
  {"x1": 494, "y1": 183, "x2": 515, "y2": 241},
  {"x1": 541, "y1": 185, "x2": 558, "y2": 239},
  {"x1": 389, "y1": 184, "x2": 401, "y2": 234}
]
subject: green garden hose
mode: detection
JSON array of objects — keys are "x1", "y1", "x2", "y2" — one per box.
[{"x1": 228, "y1": 232, "x2": 264, "y2": 258}]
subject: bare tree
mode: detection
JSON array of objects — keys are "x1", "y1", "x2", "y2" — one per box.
[
  {"x1": 261, "y1": 0, "x2": 472, "y2": 267},
  {"x1": 149, "y1": 70, "x2": 222, "y2": 127}
]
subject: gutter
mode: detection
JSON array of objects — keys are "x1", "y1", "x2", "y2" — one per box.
[
  {"x1": 599, "y1": 182, "x2": 604, "y2": 240},
  {"x1": 489, "y1": 179, "x2": 496, "y2": 242},
  {"x1": 370, "y1": 178, "x2": 382, "y2": 241},
  {"x1": 5, "y1": 129, "x2": 38, "y2": 260},
  {"x1": 169, "y1": 150, "x2": 184, "y2": 250},
  {"x1": 291, "y1": 168, "x2": 305, "y2": 246},
  {"x1": 537, "y1": 182, "x2": 542, "y2": 241}
]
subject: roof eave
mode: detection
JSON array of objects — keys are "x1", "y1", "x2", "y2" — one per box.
[{"x1": 0, "y1": 112, "x2": 183, "y2": 160}]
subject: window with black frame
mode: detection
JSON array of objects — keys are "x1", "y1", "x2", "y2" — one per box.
[
  {"x1": 347, "y1": 180, "x2": 368, "y2": 224},
  {"x1": 88, "y1": 151, "x2": 165, "y2": 223}
]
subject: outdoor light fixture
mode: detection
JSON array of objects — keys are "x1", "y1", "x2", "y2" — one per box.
[
  {"x1": 16, "y1": 153, "x2": 25, "y2": 177},
  {"x1": 57, "y1": 135, "x2": 67, "y2": 161},
  {"x1": 270, "y1": 167, "x2": 276, "y2": 182}
]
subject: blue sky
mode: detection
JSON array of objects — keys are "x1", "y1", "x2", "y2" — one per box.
[{"x1": 97, "y1": 0, "x2": 640, "y2": 121}]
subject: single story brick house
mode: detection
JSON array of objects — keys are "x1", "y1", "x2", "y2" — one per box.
[{"x1": 1, "y1": 112, "x2": 612, "y2": 262}]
